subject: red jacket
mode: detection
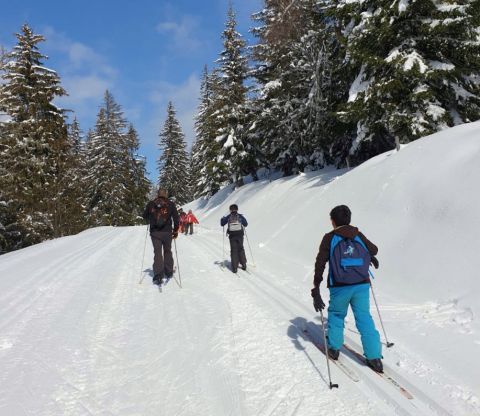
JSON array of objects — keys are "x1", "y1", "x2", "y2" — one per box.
[
  {"x1": 179, "y1": 212, "x2": 187, "y2": 225},
  {"x1": 186, "y1": 213, "x2": 199, "y2": 224}
]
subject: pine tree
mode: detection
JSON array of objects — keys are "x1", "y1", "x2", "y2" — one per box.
[
  {"x1": 125, "y1": 124, "x2": 151, "y2": 222},
  {"x1": 85, "y1": 91, "x2": 148, "y2": 225},
  {"x1": 211, "y1": 4, "x2": 253, "y2": 186},
  {"x1": 0, "y1": 24, "x2": 69, "y2": 247},
  {"x1": 330, "y1": 0, "x2": 480, "y2": 163},
  {"x1": 251, "y1": 0, "x2": 318, "y2": 175},
  {"x1": 157, "y1": 102, "x2": 190, "y2": 204},
  {"x1": 192, "y1": 67, "x2": 223, "y2": 198},
  {"x1": 57, "y1": 117, "x2": 87, "y2": 235}
]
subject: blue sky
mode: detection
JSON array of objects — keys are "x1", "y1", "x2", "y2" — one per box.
[{"x1": 0, "y1": 0, "x2": 262, "y2": 182}]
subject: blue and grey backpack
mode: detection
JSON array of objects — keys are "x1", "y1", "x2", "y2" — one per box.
[{"x1": 329, "y1": 234, "x2": 371, "y2": 286}]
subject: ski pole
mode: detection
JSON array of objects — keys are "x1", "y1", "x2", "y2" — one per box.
[
  {"x1": 222, "y1": 225, "x2": 226, "y2": 267},
  {"x1": 320, "y1": 309, "x2": 339, "y2": 389},
  {"x1": 369, "y1": 270, "x2": 394, "y2": 348},
  {"x1": 244, "y1": 229, "x2": 256, "y2": 267},
  {"x1": 138, "y1": 225, "x2": 149, "y2": 285},
  {"x1": 173, "y1": 238, "x2": 182, "y2": 288}
]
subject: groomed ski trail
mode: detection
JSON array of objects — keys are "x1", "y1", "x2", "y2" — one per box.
[
  {"x1": 188, "y1": 226, "x2": 464, "y2": 416},
  {"x1": 0, "y1": 227, "x2": 245, "y2": 416},
  {"x1": 0, "y1": 225, "x2": 477, "y2": 415}
]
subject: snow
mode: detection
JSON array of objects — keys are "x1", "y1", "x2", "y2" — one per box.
[
  {"x1": 0, "y1": 113, "x2": 11, "y2": 123},
  {"x1": 426, "y1": 103, "x2": 446, "y2": 120},
  {"x1": 386, "y1": 49, "x2": 429, "y2": 73},
  {"x1": 263, "y1": 80, "x2": 282, "y2": 94},
  {"x1": 224, "y1": 129, "x2": 234, "y2": 148},
  {"x1": 398, "y1": 0, "x2": 409, "y2": 13},
  {"x1": 452, "y1": 83, "x2": 476, "y2": 100},
  {"x1": 429, "y1": 60, "x2": 455, "y2": 71},
  {"x1": 348, "y1": 65, "x2": 371, "y2": 102},
  {"x1": 2, "y1": 123, "x2": 480, "y2": 415}
]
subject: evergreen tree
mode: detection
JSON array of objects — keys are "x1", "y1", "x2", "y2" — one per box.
[
  {"x1": 125, "y1": 124, "x2": 151, "y2": 222},
  {"x1": 330, "y1": 0, "x2": 480, "y2": 163},
  {"x1": 57, "y1": 117, "x2": 88, "y2": 235},
  {"x1": 85, "y1": 91, "x2": 148, "y2": 225},
  {"x1": 157, "y1": 102, "x2": 190, "y2": 204},
  {"x1": 251, "y1": 0, "x2": 319, "y2": 175},
  {"x1": 0, "y1": 24, "x2": 69, "y2": 246},
  {"x1": 191, "y1": 66, "x2": 224, "y2": 198},
  {"x1": 211, "y1": 4, "x2": 253, "y2": 186}
]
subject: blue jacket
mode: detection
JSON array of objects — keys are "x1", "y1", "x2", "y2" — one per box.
[{"x1": 220, "y1": 212, "x2": 248, "y2": 228}]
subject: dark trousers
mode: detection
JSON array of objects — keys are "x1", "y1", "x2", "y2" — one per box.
[
  {"x1": 151, "y1": 230, "x2": 174, "y2": 278},
  {"x1": 229, "y1": 234, "x2": 247, "y2": 271},
  {"x1": 184, "y1": 223, "x2": 194, "y2": 235}
]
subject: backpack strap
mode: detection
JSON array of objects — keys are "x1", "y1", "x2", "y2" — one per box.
[
  {"x1": 354, "y1": 235, "x2": 368, "y2": 251},
  {"x1": 329, "y1": 234, "x2": 344, "y2": 286}
]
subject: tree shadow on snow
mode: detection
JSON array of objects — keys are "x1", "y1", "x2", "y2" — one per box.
[{"x1": 287, "y1": 317, "x2": 329, "y2": 386}]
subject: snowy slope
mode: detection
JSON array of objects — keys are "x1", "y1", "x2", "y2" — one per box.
[{"x1": 1, "y1": 122, "x2": 480, "y2": 415}]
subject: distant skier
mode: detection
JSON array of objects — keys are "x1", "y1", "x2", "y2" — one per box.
[
  {"x1": 143, "y1": 188, "x2": 179, "y2": 285},
  {"x1": 220, "y1": 204, "x2": 248, "y2": 273},
  {"x1": 184, "y1": 209, "x2": 199, "y2": 235},
  {"x1": 311, "y1": 205, "x2": 383, "y2": 372},
  {"x1": 178, "y1": 208, "x2": 187, "y2": 234}
]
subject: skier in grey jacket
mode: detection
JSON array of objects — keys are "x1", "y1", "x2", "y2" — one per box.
[{"x1": 220, "y1": 204, "x2": 248, "y2": 273}]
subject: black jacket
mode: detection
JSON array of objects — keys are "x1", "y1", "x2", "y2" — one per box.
[{"x1": 143, "y1": 197, "x2": 179, "y2": 233}]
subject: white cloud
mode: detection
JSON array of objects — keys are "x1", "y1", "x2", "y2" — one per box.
[
  {"x1": 61, "y1": 75, "x2": 112, "y2": 103},
  {"x1": 156, "y1": 16, "x2": 203, "y2": 51},
  {"x1": 149, "y1": 73, "x2": 201, "y2": 149},
  {"x1": 40, "y1": 26, "x2": 118, "y2": 121}
]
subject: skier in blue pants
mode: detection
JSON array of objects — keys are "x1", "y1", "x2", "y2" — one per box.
[{"x1": 310, "y1": 205, "x2": 383, "y2": 372}]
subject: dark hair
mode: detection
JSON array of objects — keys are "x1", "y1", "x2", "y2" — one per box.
[
  {"x1": 229, "y1": 204, "x2": 238, "y2": 211},
  {"x1": 330, "y1": 205, "x2": 351, "y2": 226}
]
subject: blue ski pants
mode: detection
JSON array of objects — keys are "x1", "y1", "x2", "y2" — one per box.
[{"x1": 327, "y1": 283, "x2": 382, "y2": 359}]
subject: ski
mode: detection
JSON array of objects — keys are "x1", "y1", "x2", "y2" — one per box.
[
  {"x1": 303, "y1": 329, "x2": 360, "y2": 382},
  {"x1": 342, "y1": 343, "x2": 414, "y2": 400}
]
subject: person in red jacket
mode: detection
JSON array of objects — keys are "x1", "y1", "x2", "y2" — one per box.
[
  {"x1": 178, "y1": 208, "x2": 187, "y2": 234},
  {"x1": 184, "y1": 210, "x2": 199, "y2": 235}
]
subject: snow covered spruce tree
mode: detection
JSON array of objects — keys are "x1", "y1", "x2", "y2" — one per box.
[
  {"x1": 125, "y1": 124, "x2": 150, "y2": 221},
  {"x1": 210, "y1": 4, "x2": 257, "y2": 187},
  {"x1": 251, "y1": 0, "x2": 331, "y2": 174},
  {"x1": 191, "y1": 66, "x2": 225, "y2": 198},
  {"x1": 0, "y1": 24, "x2": 71, "y2": 247},
  {"x1": 56, "y1": 117, "x2": 88, "y2": 236},
  {"x1": 157, "y1": 102, "x2": 190, "y2": 204},
  {"x1": 85, "y1": 91, "x2": 149, "y2": 226},
  {"x1": 330, "y1": 0, "x2": 480, "y2": 164}
]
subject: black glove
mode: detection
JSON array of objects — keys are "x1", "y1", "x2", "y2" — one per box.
[
  {"x1": 311, "y1": 287, "x2": 325, "y2": 312},
  {"x1": 172, "y1": 230, "x2": 178, "y2": 239},
  {"x1": 371, "y1": 256, "x2": 379, "y2": 269}
]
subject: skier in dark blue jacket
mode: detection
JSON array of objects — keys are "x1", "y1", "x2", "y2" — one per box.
[{"x1": 220, "y1": 204, "x2": 248, "y2": 273}]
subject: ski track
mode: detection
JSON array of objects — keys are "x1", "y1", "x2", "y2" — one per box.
[
  {"x1": 193, "y1": 229, "x2": 471, "y2": 416},
  {"x1": 0, "y1": 226, "x2": 478, "y2": 415}
]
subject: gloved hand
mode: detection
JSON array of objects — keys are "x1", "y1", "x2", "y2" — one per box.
[
  {"x1": 172, "y1": 230, "x2": 178, "y2": 239},
  {"x1": 370, "y1": 256, "x2": 379, "y2": 269},
  {"x1": 311, "y1": 287, "x2": 325, "y2": 312}
]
